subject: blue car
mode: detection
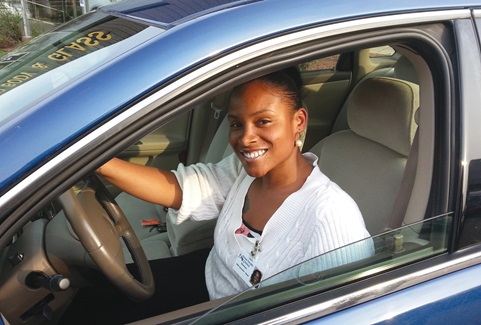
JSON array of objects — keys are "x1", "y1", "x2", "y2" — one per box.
[{"x1": 1, "y1": 0, "x2": 481, "y2": 324}]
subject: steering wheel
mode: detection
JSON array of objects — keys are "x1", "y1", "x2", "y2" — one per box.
[{"x1": 58, "y1": 174, "x2": 154, "y2": 301}]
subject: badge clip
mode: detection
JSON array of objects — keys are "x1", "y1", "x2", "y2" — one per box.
[{"x1": 251, "y1": 240, "x2": 261, "y2": 257}]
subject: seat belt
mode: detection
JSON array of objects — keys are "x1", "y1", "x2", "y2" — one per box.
[
  {"x1": 387, "y1": 128, "x2": 419, "y2": 230},
  {"x1": 199, "y1": 94, "x2": 226, "y2": 162}
]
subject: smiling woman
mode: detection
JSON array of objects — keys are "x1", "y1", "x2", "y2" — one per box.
[{"x1": 95, "y1": 67, "x2": 374, "y2": 308}]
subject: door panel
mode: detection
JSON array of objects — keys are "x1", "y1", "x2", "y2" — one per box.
[{"x1": 307, "y1": 262, "x2": 481, "y2": 324}]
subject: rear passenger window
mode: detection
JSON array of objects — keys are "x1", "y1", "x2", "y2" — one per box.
[{"x1": 299, "y1": 55, "x2": 339, "y2": 71}]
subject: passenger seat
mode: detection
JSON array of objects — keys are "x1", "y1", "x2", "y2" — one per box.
[{"x1": 310, "y1": 76, "x2": 419, "y2": 235}]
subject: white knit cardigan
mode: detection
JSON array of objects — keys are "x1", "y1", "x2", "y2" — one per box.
[{"x1": 171, "y1": 153, "x2": 374, "y2": 300}]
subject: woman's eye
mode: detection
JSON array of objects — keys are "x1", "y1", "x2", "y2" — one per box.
[
  {"x1": 230, "y1": 122, "x2": 241, "y2": 128},
  {"x1": 258, "y1": 119, "x2": 270, "y2": 125}
]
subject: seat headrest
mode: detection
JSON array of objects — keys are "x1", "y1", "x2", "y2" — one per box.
[{"x1": 347, "y1": 77, "x2": 419, "y2": 156}]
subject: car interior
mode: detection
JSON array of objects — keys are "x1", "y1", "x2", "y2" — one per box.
[
  {"x1": 110, "y1": 45, "x2": 426, "y2": 261},
  {"x1": 0, "y1": 42, "x2": 449, "y2": 325}
]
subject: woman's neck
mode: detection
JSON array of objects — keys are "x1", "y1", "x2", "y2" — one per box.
[{"x1": 257, "y1": 153, "x2": 312, "y2": 190}]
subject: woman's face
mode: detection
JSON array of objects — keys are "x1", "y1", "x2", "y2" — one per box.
[{"x1": 227, "y1": 79, "x2": 306, "y2": 179}]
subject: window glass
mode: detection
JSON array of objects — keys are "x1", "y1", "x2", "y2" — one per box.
[
  {"x1": 0, "y1": 14, "x2": 150, "y2": 95},
  {"x1": 194, "y1": 213, "x2": 452, "y2": 324},
  {"x1": 0, "y1": 12, "x2": 163, "y2": 126},
  {"x1": 299, "y1": 55, "x2": 339, "y2": 71}
]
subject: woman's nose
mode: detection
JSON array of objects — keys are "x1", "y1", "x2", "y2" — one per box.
[{"x1": 238, "y1": 126, "x2": 257, "y2": 146}]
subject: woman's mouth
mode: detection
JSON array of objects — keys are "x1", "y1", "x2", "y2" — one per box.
[{"x1": 241, "y1": 149, "x2": 267, "y2": 160}]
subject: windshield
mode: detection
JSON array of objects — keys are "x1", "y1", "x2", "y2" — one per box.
[
  {"x1": 0, "y1": 11, "x2": 163, "y2": 126},
  {"x1": 194, "y1": 213, "x2": 452, "y2": 324}
]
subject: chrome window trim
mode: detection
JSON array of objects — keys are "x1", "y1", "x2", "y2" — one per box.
[
  {"x1": 259, "y1": 249, "x2": 481, "y2": 324},
  {"x1": 0, "y1": 9, "x2": 470, "y2": 210}
]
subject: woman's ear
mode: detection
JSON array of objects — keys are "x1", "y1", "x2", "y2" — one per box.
[{"x1": 295, "y1": 107, "x2": 308, "y2": 132}]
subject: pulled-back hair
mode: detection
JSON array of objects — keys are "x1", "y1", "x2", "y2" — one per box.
[
  {"x1": 257, "y1": 67, "x2": 303, "y2": 111},
  {"x1": 231, "y1": 67, "x2": 303, "y2": 111}
]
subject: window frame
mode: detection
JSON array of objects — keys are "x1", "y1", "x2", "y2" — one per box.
[{"x1": 123, "y1": 24, "x2": 456, "y2": 325}]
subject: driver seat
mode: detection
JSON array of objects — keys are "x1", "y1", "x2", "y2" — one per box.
[{"x1": 116, "y1": 96, "x2": 232, "y2": 262}]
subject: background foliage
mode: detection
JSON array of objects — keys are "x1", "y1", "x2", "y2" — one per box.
[{"x1": 0, "y1": 9, "x2": 22, "y2": 48}]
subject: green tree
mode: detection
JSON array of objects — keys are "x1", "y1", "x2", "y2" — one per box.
[{"x1": 0, "y1": 6, "x2": 22, "y2": 48}]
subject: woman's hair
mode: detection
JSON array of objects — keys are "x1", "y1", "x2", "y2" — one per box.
[
  {"x1": 257, "y1": 67, "x2": 303, "y2": 111},
  {"x1": 231, "y1": 67, "x2": 303, "y2": 111}
]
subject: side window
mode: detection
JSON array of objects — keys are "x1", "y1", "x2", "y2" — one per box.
[
  {"x1": 194, "y1": 34, "x2": 444, "y2": 323},
  {"x1": 368, "y1": 45, "x2": 398, "y2": 67},
  {"x1": 299, "y1": 55, "x2": 340, "y2": 71}
]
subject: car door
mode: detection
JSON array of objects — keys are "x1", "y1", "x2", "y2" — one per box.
[{"x1": 149, "y1": 10, "x2": 479, "y2": 325}]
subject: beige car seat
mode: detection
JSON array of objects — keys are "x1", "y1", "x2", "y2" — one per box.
[
  {"x1": 116, "y1": 95, "x2": 231, "y2": 262},
  {"x1": 310, "y1": 76, "x2": 419, "y2": 235}
]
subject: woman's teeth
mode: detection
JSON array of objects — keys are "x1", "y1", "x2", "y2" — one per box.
[{"x1": 243, "y1": 150, "x2": 266, "y2": 159}]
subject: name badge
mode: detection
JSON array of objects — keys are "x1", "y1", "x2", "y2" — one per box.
[{"x1": 233, "y1": 249, "x2": 263, "y2": 286}]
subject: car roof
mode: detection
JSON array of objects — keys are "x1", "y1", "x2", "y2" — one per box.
[
  {"x1": 101, "y1": 0, "x2": 479, "y2": 28},
  {"x1": 0, "y1": 0, "x2": 480, "y2": 193},
  {"x1": 100, "y1": 0, "x2": 250, "y2": 28}
]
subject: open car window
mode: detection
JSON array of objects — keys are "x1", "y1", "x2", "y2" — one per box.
[{"x1": 194, "y1": 213, "x2": 452, "y2": 324}]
